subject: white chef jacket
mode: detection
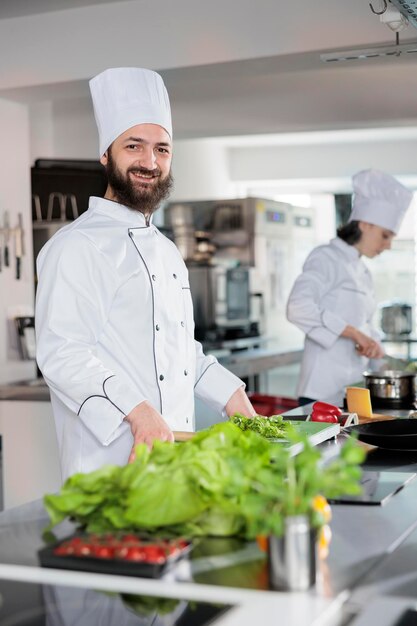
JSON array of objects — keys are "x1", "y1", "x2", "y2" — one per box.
[
  {"x1": 36, "y1": 197, "x2": 243, "y2": 481},
  {"x1": 286, "y1": 237, "x2": 381, "y2": 403}
]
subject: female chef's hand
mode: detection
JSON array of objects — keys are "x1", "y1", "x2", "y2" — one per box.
[
  {"x1": 124, "y1": 401, "x2": 174, "y2": 463},
  {"x1": 341, "y1": 325, "x2": 385, "y2": 360}
]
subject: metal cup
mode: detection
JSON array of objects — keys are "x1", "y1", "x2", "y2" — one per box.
[{"x1": 268, "y1": 515, "x2": 317, "y2": 591}]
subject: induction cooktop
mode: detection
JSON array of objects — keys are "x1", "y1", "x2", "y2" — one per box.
[{"x1": 328, "y1": 471, "x2": 416, "y2": 505}]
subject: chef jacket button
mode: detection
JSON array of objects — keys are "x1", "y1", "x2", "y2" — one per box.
[
  {"x1": 156, "y1": 324, "x2": 160, "y2": 331},
  {"x1": 173, "y1": 273, "x2": 177, "y2": 279},
  {"x1": 184, "y1": 369, "x2": 188, "y2": 376},
  {"x1": 152, "y1": 274, "x2": 156, "y2": 281},
  {"x1": 181, "y1": 321, "x2": 185, "y2": 327},
  {"x1": 159, "y1": 374, "x2": 164, "y2": 381},
  {"x1": 186, "y1": 417, "x2": 189, "y2": 424}
]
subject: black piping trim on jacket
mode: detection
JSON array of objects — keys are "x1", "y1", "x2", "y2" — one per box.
[
  {"x1": 194, "y1": 361, "x2": 216, "y2": 389},
  {"x1": 128, "y1": 228, "x2": 163, "y2": 414},
  {"x1": 77, "y1": 374, "x2": 125, "y2": 416}
]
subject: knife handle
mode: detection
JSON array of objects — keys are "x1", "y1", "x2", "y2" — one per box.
[
  {"x1": 16, "y1": 257, "x2": 21, "y2": 280},
  {"x1": 4, "y1": 245, "x2": 9, "y2": 267}
]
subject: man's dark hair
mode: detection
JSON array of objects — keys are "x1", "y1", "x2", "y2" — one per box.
[{"x1": 337, "y1": 220, "x2": 362, "y2": 245}]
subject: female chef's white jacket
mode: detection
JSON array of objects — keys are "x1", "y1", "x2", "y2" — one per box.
[
  {"x1": 36, "y1": 197, "x2": 243, "y2": 481},
  {"x1": 286, "y1": 237, "x2": 381, "y2": 403}
]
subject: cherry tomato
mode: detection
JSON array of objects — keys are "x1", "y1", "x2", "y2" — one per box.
[
  {"x1": 311, "y1": 410, "x2": 338, "y2": 423},
  {"x1": 125, "y1": 546, "x2": 147, "y2": 561},
  {"x1": 93, "y1": 545, "x2": 115, "y2": 559},
  {"x1": 143, "y1": 546, "x2": 167, "y2": 564},
  {"x1": 122, "y1": 533, "x2": 141, "y2": 544},
  {"x1": 312, "y1": 402, "x2": 342, "y2": 416}
]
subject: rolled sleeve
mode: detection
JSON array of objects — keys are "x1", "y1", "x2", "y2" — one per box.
[
  {"x1": 307, "y1": 309, "x2": 347, "y2": 349},
  {"x1": 194, "y1": 360, "x2": 244, "y2": 414}
]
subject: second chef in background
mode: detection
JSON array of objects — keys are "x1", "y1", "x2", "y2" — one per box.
[
  {"x1": 36, "y1": 67, "x2": 255, "y2": 482},
  {"x1": 286, "y1": 169, "x2": 413, "y2": 406}
]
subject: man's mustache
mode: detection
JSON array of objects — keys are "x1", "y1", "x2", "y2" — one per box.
[{"x1": 128, "y1": 166, "x2": 161, "y2": 178}]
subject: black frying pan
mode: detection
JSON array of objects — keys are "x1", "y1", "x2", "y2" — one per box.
[{"x1": 348, "y1": 419, "x2": 417, "y2": 450}]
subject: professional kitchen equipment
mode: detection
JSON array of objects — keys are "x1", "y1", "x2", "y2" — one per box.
[
  {"x1": 166, "y1": 197, "x2": 317, "y2": 346},
  {"x1": 363, "y1": 369, "x2": 417, "y2": 408},
  {"x1": 14, "y1": 316, "x2": 36, "y2": 360},
  {"x1": 188, "y1": 264, "x2": 252, "y2": 341},
  {"x1": 329, "y1": 469, "x2": 416, "y2": 502},
  {"x1": 379, "y1": 300, "x2": 413, "y2": 336},
  {"x1": 349, "y1": 419, "x2": 417, "y2": 451}
]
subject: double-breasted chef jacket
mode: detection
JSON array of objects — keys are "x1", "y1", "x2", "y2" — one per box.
[
  {"x1": 286, "y1": 237, "x2": 381, "y2": 403},
  {"x1": 36, "y1": 197, "x2": 243, "y2": 481}
]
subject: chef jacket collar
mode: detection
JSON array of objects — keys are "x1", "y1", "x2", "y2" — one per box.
[
  {"x1": 330, "y1": 237, "x2": 360, "y2": 262},
  {"x1": 89, "y1": 196, "x2": 154, "y2": 227}
]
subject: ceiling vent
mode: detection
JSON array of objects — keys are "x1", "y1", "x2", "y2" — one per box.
[{"x1": 320, "y1": 40, "x2": 417, "y2": 62}]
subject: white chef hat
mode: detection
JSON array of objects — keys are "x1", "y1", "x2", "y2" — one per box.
[
  {"x1": 349, "y1": 169, "x2": 413, "y2": 234},
  {"x1": 89, "y1": 67, "x2": 172, "y2": 157}
]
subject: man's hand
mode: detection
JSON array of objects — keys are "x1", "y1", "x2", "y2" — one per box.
[
  {"x1": 341, "y1": 325, "x2": 385, "y2": 360},
  {"x1": 225, "y1": 386, "x2": 257, "y2": 418},
  {"x1": 124, "y1": 401, "x2": 174, "y2": 463}
]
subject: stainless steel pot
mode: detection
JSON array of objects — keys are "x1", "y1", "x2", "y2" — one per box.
[{"x1": 363, "y1": 369, "x2": 416, "y2": 402}]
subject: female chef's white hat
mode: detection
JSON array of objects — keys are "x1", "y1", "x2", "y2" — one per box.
[
  {"x1": 349, "y1": 168, "x2": 413, "y2": 234},
  {"x1": 89, "y1": 67, "x2": 172, "y2": 157}
]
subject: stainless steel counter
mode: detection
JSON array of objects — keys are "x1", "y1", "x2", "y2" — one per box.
[
  {"x1": 0, "y1": 346, "x2": 302, "y2": 402},
  {"x1": 217, "y1": 347, "x2": 302, "y2": 379},
  {"x1": 0, "y1": 378, "x2": 50, "y2": 401}
]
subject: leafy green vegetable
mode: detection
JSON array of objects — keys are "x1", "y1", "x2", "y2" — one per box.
[
  {"x1": 229, "y1": 412, "x2": 292, "y2": 439},
  {"x1": 44, "y1": 422, "x2": 365, "y2": 539},
  {"x1": 121, "y1": 594, "x2": 181, "y2": 616}
]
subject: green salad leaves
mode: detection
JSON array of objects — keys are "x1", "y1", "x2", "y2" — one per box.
[
  {"x1": 44, "y1": 422, "x2": 365, "y2": 539},
  {"x1": 229, "y1": 412, "x2": 291, "y2": 439}
]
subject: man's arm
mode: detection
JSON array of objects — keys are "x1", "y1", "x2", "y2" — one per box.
[
  {"x1": 124, "y1": 401, "x2": 174, "y2": 463},
  {"x1": 225, "y1": 386, "x2": 257, "y2": 418}
]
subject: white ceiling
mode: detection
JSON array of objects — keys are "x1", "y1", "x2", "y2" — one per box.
[
  {"x1": 2, "y1": 1, "x2": 417, "y2": 141},
  {"x1": 0, "y1": 0, "x2": 126, "y2": 19}
]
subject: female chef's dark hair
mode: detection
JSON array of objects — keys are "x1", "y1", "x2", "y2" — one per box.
[{"x1": 337, "y1": 220, "x2": 362, "y2": 245}]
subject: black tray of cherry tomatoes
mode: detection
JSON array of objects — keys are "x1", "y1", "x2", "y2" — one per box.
[{"x1": 38, "y1": 532, "x2": 192, "y2": 578}]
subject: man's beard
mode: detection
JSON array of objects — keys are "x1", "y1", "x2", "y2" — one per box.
[{"x1": 105, "y1": 149, "x2": 173, "y2": 215}]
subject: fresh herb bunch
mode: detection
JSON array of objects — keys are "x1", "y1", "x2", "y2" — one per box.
[
  {"x1": 229, "y1": 412, "x2": 291, "y2": 439},
  {"x1": 44, "y1": 422, "x2": 365, "y2": 540}
]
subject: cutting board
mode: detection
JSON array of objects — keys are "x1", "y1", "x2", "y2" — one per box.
[
  {"x1": 174, "y1": 420, "x2": 340, "y2": 448},
  {"x1": 357, "y1": 413, "x2": 397, "y2": 425}
]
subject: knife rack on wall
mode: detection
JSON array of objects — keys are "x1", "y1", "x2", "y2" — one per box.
[{"x1": 0, "y1": 211, "x2": 25, "y2": 280}]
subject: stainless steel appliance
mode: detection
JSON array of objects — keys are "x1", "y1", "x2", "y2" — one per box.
[
  {"x1": 379, "y1": 301, "x2": 413, "y2": 336},
  {"x1": 363, "y1": 369, "x2": 416, "y2": 408},
  {"x1": 188, "y1": 264, "x2": 252, "y2": 341},
  {"x1": 166, "y1": 197, "x2": 316, "y2": 345}
]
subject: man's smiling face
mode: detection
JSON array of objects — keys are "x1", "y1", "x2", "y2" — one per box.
[{"x1": 101, "y1": 123, "x2": 173, "y2": 214}]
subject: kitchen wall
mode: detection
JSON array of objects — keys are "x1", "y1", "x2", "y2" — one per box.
[
  {"x1": 228, "y1": 131, "x2": 417, "y2": 188},
  {"x1": 0, "y1": 98, "x2": 36, "y2": 384}
]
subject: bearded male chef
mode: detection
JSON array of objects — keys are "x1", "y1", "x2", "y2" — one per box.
[
  {"x1": 36, "y1": 67, "x2": 256, "y2": 482},
  {"x1": 286, "y1": 169, "x2": 413, "y2": 406}
]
